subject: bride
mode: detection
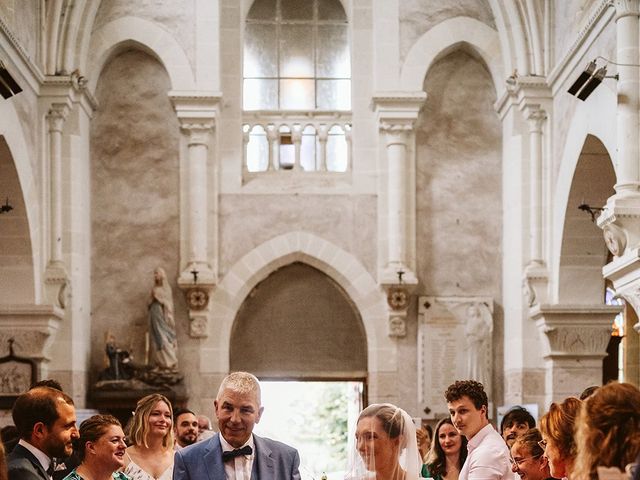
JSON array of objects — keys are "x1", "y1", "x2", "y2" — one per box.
[{"x1": 347, "y1": 403, "x2": 422, "y2": 480}]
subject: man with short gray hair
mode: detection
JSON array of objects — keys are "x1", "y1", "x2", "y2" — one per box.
[{"x1": 173, "y1": 371, "x2": 300, "y2": 480}]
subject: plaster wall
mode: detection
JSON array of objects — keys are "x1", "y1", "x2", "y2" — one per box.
[
  {"x1": 92, "y1": 0, "x2": 196, "y2": 68},
  {"x1": 550, "y1": 18, "x2": 615, "y2": 182},
  {"x1": 415, "y1": 50, "x2": 503, "y2": 402},
  {"x1": 231, "y1": 262, "x2": 367, "y2": 377},
  {"x1": 89, "y1": 50, "x2": 185, "y2": 379},
  {"x1": 553, "y1": 0, "x2": 602, "y2": 68},
  {"x1": 399, "y1": 0, "x2": 494, "y2": 63},
  {"x1": 0, "y1": 0, "x2": 39, "y2": 63},
  {"x1": 218, "y1": 195, "x2": 378, "y2": 278}
]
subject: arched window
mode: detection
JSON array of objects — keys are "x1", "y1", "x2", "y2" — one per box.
[{"x1": 243, "y1": 0, "x2": 350, "y2": 111}]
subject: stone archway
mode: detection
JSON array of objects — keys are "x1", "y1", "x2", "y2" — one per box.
[{"x1": 230, "y1": 262, "x2": 367, "y2": 378}]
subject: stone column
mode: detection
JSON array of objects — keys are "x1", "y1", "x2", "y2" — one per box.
[
  {"x1": 317, "y1": 125, "x2": 328, "y2": 171},
  {"x1": 530, "y1": 304, "x2": 622, "y2": 404},
  {"x1": 373, "y1": 92, "x2": 426, "y2": 337},
  {"x1": 614, "y1": 0, "x2": 640, "y2": 194},
  {"x1": 599, "y1": 1, "x2": 640, "y2": 336},
  {"x1": 44, "y1": 102, "x2": 70, "y2": 307},
  {"x1": 170, "y1": 93, "x2": 221, "y2": 337},
  {"x1": 526, "y1": 108, "x2": 546, "y2": 267}
]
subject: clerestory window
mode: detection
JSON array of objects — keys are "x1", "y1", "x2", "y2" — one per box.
[
  {"x1": 242, "y1": 0, "x2": 352, "y2": 173},
  {"x1": 243, "y1": 0, "x2": 351, "y2": 111}
]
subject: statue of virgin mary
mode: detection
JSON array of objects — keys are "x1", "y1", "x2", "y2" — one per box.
[{"x1": 148, "y1": 267, "x2": 178, "y2": 371}]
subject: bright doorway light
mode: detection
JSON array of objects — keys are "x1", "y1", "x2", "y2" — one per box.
[{"x1": 255, "y1": 381, "x2": 363, "y2": 480}]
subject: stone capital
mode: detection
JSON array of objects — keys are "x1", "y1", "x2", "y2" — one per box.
[
  {"x1": 530, "y1": 304, "x2": 621, "y2": 359},
  {"x1": 0, "y1": 304, "x2": 63, "y2": 360},
  {"x1": 46, "y1": 103, "x2": 70, "y2": 133},
  {"x1": 525, "y1": 107, "x2": 547, "y2": 133},
  {"x1": 170, "y1": 91, "x2": 221, "y2": 133},
  {"x1": 602, "y1": 247, "x2": 640, "y2": 334},
  {"x1": 181, "y1": 122, "x2": 214, "y2": 146},
  {"x1": 372, "y1": 91, "x2": 426, "y2": 130},
  {"x1": 597, "y1": 192, "x2": 640, "y2": 256},
  {"x1": 614, "y1": 0, "x2": 640, "y2": 20}
]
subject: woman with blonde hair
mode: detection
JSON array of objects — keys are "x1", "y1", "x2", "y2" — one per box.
[
  {"x1": 62, "y1": 415, "x2": 128, "y2": 480},
  {"x1": 538, "y1": 396, "x2": 581, "y2": 479},
  {"x1": 124, "y1": 394, "x2": 174, "y2": 480},
  {"x1": 348, "y1": 403, "x2": 421, "y2": 480},
  {"x1": 573, "y1": 382, "x2": 640, "y2": 479}
]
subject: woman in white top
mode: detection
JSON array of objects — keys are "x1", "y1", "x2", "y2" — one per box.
[
  {"x1": 124, "y1": 394, "x2": 174, "y2": 480},
  {"x1": 347, "y1": 403, "x2": 421, "y2": 480}
]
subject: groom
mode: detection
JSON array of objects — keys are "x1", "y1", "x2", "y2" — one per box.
[{"x1": 173, "y1": 371, "x2": 300, "y2": 480}]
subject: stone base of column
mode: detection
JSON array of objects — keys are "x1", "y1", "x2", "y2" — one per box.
[
  {"x1": 530, "y1": 303, "x2": 622, "y2": 404},
  {"x1": 504, "y1": 368, "x2": 546, "y2": 406}
]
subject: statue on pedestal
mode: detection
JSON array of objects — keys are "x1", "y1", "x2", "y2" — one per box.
[
  {"x1": 148, "y1": 267, "x2": 178, "y2": 372},
  {"x1": 464, "y1": 302, "x2": 493, "y2": 388}
]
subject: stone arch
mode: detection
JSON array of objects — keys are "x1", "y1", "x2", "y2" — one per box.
[
  {"x1": 203, "y1": 232, "x2": 391, "y2": 374},
  {"x1": 87, "y1": 16, "x2": 195, "y2": 95},
  {"x1": 0, "y1": 102, "x2": 41, "y2": 303},
  {"x1": 552, "y1": 86, "x2": 617, "y2": 303},
  {"x1": 400, "y1": 16, "x2": 504, "y2": 96}
]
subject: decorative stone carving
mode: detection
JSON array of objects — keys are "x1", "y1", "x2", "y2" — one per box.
[
  {"x1": 186, "y1": 287, "x2": 209, "y2": 311},
  {"x1": 388, "y1": 315, "x2": 406, "y2": 337},
  {"x1": 529, "y1": 303, "x2": 622, "y2": 403},
  {"x1": 418, "y1": 296, "x2": 494, "y2": 417},
  {"x1": 0, "y1": 305, "x2": 63, "y2": 361},
  {"x1": 603, "y1": 223, "x2": 627, "y2": 256}
]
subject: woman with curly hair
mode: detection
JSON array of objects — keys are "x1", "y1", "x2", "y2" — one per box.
[
  {"x1": 422, "y1": 417, "x2": 467, "y2": 480},
  {"x1": 124, "y1": 394, "x2": 174, "y2": 480},
  {"x1": 538, "y1": 397, "x2": 581, "y2": 479},
  {"x1": 573, "y1": 382, "x2": 640, "y2": 479}
]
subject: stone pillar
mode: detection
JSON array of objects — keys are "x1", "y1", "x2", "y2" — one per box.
[
  {"x1": 599, "y1": 2, "x2": 640, "y2": 338},
  {"x1": 44, "y1": 102, "x2": 71, "y2": 307},
  {"x1": 530, "y1": 304, "x2": 622, "y2": 404},
  {"x1": 614, "y1": 0, "x2": 640, "y2": 194},
  {"x1": 373, "y1": 92, "x2": 426, "y2": 336},
  {"x1": 526, "y1": 108, "x2": 546, "y2": 267},
  {"x1": 170, "y1": 93, "x2": 221, "y2": 337},
  {"x1": 317, "y1": 125, "x2": 328, "y2": 171}
]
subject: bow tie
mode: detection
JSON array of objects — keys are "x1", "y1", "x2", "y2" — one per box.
[{"x1": 222, "y1": 445, "x2": 253, "y2": 462}]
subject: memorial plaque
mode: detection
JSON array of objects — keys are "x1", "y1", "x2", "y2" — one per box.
[{"x1": 418, "y1": 296, "x2": 493, "y2": 418}]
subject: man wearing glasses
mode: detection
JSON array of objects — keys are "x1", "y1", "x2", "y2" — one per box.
[
  {"x1": 445, "y1": 380, "x2": 511, "y2": 480},
  {"x1": 510, "y1": 428, "x2": 558, "y2": 480}
]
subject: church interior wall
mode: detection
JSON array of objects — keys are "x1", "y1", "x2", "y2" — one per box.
[
  {"x1": 218, "y1": 195, "x2": 378, "y2": 279},
  {"x1": 1, "y1": 0, "x2": 638, "y2": 423},
  {"x1": 0, "y1": 0, "x2": 39, "y2": 65},
  {"x1": 92, "y1": 0, "x2": 197, "y2": 68},
  {"x1": 415, "y1": 49, "x2": 503, "y2": 404},
  {"x1": 398, "y1": 0, "x2": 495, "y2": 63},
  {"x1": 89, "y1": 49, "x2": 185, "y2": 379}
]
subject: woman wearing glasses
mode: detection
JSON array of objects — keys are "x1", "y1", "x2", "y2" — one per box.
[
  {"x1": 538, "y1": 397, "x2": 581, "y2": 479},
  {"x1": 422, "y1": 417, "x2": 467, "y2": 480},
  {"x1": 509, "y1": 428, "x2": 554, "y2": 480}
]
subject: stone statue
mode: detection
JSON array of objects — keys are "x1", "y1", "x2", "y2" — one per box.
[
  {"x1": 100, "y1": 333, "x2": 133, "y2": 381},
  {"x1": 464, "y1": 302, "x2": 493, "y2": 388},
  {"x1": 148, "y1": 267, "x2": 178, "y2": 371}
]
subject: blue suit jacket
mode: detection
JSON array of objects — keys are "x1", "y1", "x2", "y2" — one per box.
[
  {"x1": 8, "y1": 444, "x2": 50, "y2": 480},
  {"x1": 173, "y1": 433, "x2": 300, "y2": 480}
]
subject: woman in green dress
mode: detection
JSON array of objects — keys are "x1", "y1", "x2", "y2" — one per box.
[
  {"x1": 422, "y1": 417, "x2": 467, "y2": 480},
  {"x1": 63, "y1": 415, "x2": 129, "y2": 480}
]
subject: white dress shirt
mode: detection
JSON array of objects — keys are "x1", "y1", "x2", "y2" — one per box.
[
  {"x1": 18, "y1": 439, "x2": 53, "y2": 480},
  {"x1": 220, "y1": 434, "x2": 256, "y2": 480},
  {"x1": 459, "y1": 424, "x2": 512, "y2": 480}
]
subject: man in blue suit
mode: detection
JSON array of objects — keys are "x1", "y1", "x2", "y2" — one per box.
[
  {"x1": 173, "y1": 372, "x2": 300, "y2": 480},
  {"x1": 8, "y1": 386, "x2": 79, "y2": 480}
]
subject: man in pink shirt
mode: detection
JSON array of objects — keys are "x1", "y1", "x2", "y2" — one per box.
[{"x1": 446, "y1": 380, "x2": 511, "y2": 480}]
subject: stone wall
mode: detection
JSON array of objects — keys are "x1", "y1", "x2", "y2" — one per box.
[
  {"x1": 415, "y1": 49, "x2": 503, "y2": 404},
  {"x1": 90, "y1": 49, "x2": 183, "y2": 379}
]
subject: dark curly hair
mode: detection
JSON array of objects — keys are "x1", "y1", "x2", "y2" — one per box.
[
  {"x1": 444, "y1": 380, "x2": 488, "y2": 412},
  {"x1": 500, "y1": 406, "x2": 536, "y2": 433}
]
